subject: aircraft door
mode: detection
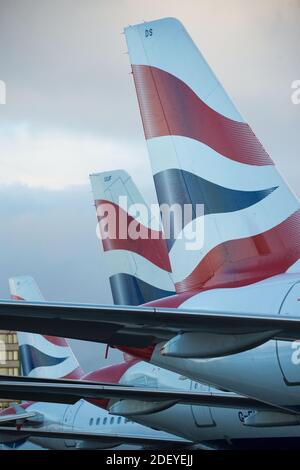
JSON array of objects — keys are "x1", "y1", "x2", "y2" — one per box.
[
  {"x1": 62, "y1": 401, "x2": 83, "y2": 448},
  {"x1": 277, "y1": 281, "x2": 300, "y2": 384},
  {"x1": 190, "y1": 381, "x2": 216, "y2": 427}
]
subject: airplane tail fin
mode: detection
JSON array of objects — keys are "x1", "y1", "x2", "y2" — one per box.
[
  {"x1": 90, "y1": 169, "x2": 175, "y2": 305},
  {"x1": 125, "y1": 17, "x2": 300, "y2": 293},
  {"x1": 9, "y1": 276, "x2": 84, "y2": 379}
]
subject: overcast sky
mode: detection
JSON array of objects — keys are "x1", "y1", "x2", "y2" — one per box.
[{"x1": 0, "y1": 0, "x2": 299, "y2": 370}]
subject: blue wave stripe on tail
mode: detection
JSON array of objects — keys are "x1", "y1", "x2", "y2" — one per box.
[
  {"x1": 19, "y1": 344, "x2": 68, "y2": 376},
  {"x1": 154, "y1": 169, "x2": 277, "y2": 250},
  {"x1": 110, "y1": 273, "x2": 174, "y2": 306}
]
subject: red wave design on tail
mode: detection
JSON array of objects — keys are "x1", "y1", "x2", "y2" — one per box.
[
  {"x1": 11, "y1": 295, "x2": 24, "y2": 301},
  {"x1": 132, "y1": 65, "x2": 273, "y2": 166},
  {"x1": 43, "y1": 335, "x2": 68, "y2": 347},
  {"x1": 63, "y1": 366, "x2": 84, "y2": 380},
  {"x1": 176, "y1": 209, "x2": 300, "y2": 293},
  {"x1": 96, "y1": 199, "x2": 172, "y2": 272}
]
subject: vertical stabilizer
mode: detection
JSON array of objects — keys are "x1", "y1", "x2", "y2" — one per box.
[{"x1": 9, "y1": 276, "x2": 83, "y2": 379}]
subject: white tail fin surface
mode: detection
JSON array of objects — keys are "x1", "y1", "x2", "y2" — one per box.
[
  {"x1": 125, "y1": 17, "x2": 300, "y2": 293},
  {"x1": 9, "y1": 276, "x2": 83, "y2": 379},
  {"x1": 90, "y1": 169, "x2": 175, "y2": 305}
]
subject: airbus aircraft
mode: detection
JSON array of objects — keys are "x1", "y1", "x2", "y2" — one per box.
[
  {"x1": 3, "y1": 276, "x2": 300, "y2": 449},
  {"x1": 0, "y1": 277, "x2": 190, "y2": 450},
  {"x1": 1, "y1": 18, "x2": 300, "y2": 425},
  {"x1": 3, "y1": 276, "x2": 275, "y2": 450},
  {"x1": 82, "y1": 171, "x2": 300, "y2": 447}
]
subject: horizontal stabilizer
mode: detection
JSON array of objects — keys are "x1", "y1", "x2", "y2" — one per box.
[{"x1": 0, "y1": 410, "x2": 40, "y2": 425}]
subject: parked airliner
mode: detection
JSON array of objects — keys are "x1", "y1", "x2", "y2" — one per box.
[
  {"x1": 3, "y1": 276, "x2": 300, "y2": 449},
  {"x1": 1, "y1": 18, "x2": 300, "y2": 430},
  {"x1": 0, "y1": 277, "x2": 189, "y2": 450}
]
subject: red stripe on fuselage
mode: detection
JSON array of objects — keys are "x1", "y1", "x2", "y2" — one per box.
[
  {"x1": 96, "y1": 199, "x2": 171, "y2": 272},
  {"x1": 116, "y1": 292, "x2": 198, "y2": 362},
  {"x1": 82, "y1": 360, "x2": 138, "y2": 410},
  {"x1": 132, "y1": 65, "x2": 273, "y2": 166}
]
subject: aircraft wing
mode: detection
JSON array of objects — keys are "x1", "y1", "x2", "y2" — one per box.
[
  {"x1": 0, "y1": 375, "x2": 280, "y2": 412},
  {"x1": 0, "y1": 426, "x2": 191, "y2": 447},
  {"x1": 0, "y1": 300, "x2": 299, "y2": 356}
]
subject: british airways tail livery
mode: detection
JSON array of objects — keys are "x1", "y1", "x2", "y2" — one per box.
[
  {"x1": 125, "y1": 17, "x2": 300, "y2": 293},
  {"x1": 9, "y1": 276, "x2": 83, "y2": 379},
  {"x1": 90, "y1": 170, "x2": 175, "y2": 304}
]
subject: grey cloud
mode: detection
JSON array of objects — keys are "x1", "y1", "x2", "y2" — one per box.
[{"x1": 0, "y1": 0, "x2": 299, "y2": 144}]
